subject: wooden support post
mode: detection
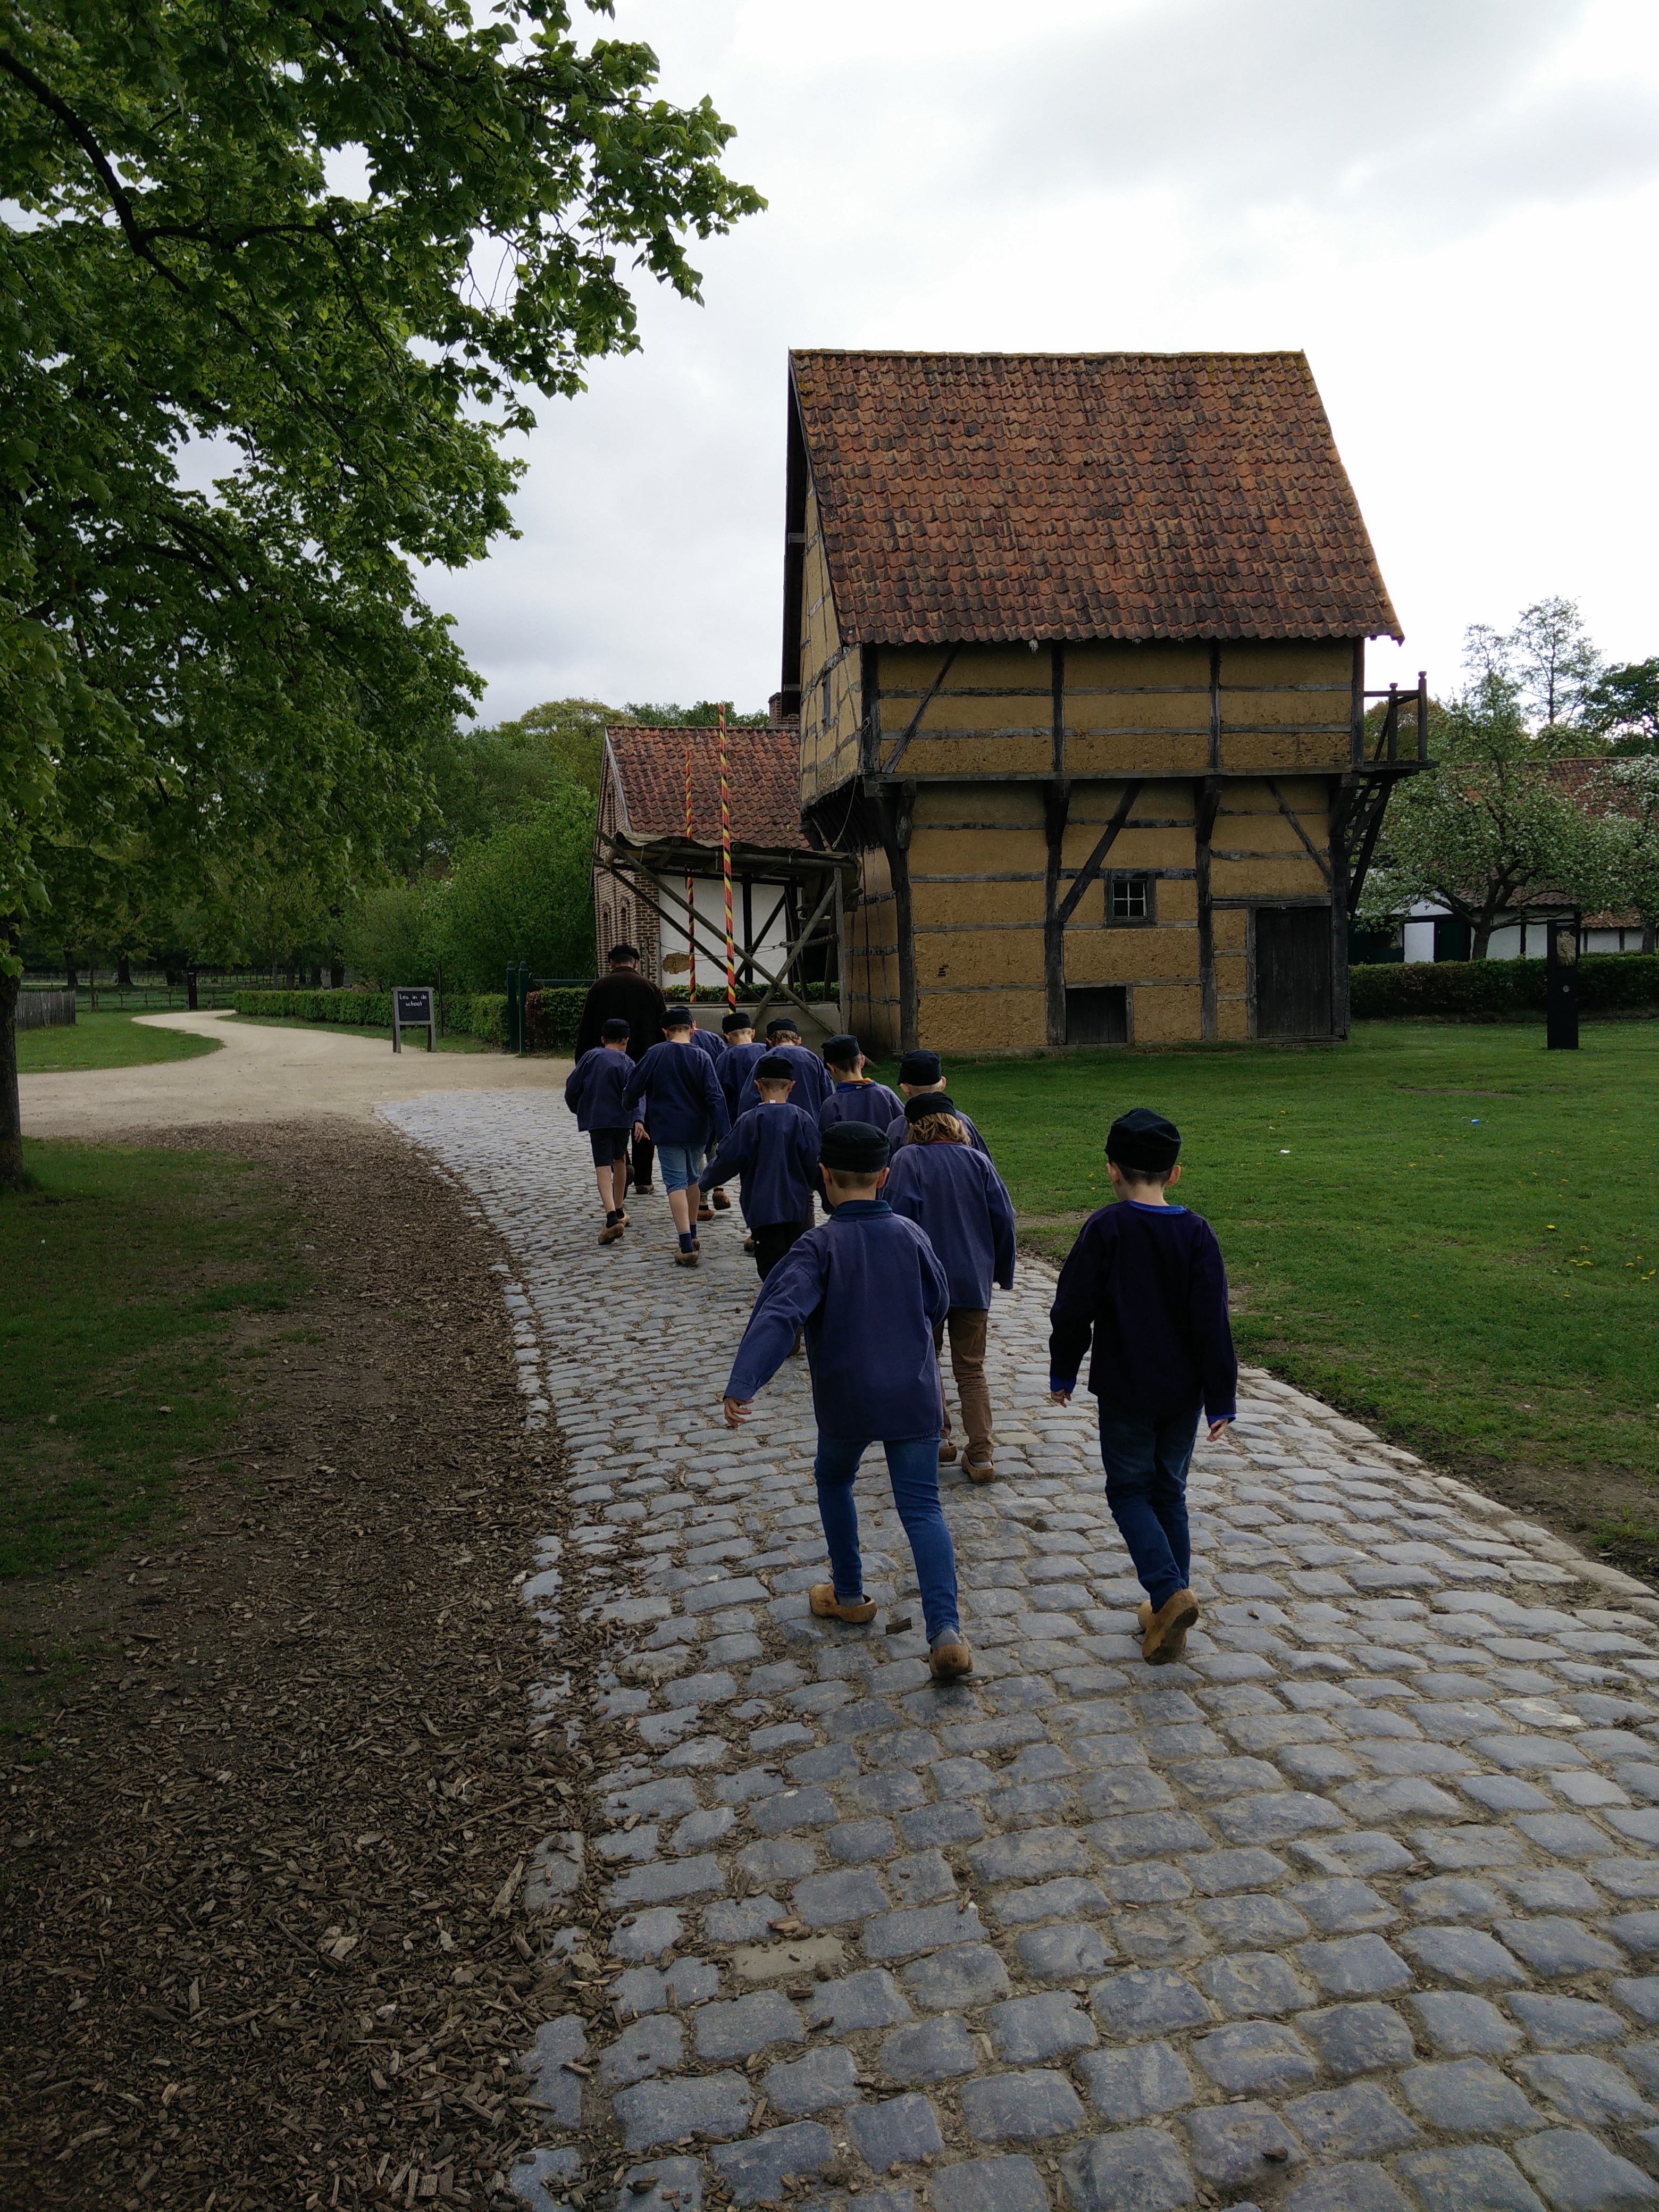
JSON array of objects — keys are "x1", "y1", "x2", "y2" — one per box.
[
  {"x1": 1350, "y1": 640, "x2": 1366, "y2": 771},
  {"x1": 1328, "y1": 776, "x2": 1351, "y2": 1038},
  {"x1": 1043, "y1": 646, "x2": 1070, "y2": 1046},
  {"x1": 1209, "y1": 643, "x2": 1222, "y2": 775},
  {"x1": 874, "y1": 790, "x2": 919, "y2": 1052},
  {"x1": 1417, "y1": 668, "x2": 1429, "y2": 761},
  {"x1": 860, "y1": 644, "x2": 880, "y2": 777},
  {"x1": 1195, "y1": 775, "x2": 1222, "y2": 1042},
  {"x1": 1043, "y1": 782, "x2": 1071, "y2": 1047}
]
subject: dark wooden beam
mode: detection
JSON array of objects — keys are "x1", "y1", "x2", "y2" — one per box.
[
  {"x1": 883, "y1": 644, "x2": 960, "y2": 775},
  {"x1": 1043, "y1": 782, "x2": 1071, "y2": 1046},
  {"x1": 1328, "y1": 776, "x2": 1351, "y2": 1038},
  {"x1": 1266, "y1": 778, "x2": 1334, "y2": 886},
  {"x1": 1055, "y1": 780, "x2": 1142, "y2": 929},
  {"x1": 1350, "y1": 639, "x2": 1365, "y2": 771},
  {"x1": 1209, "y1": 644, "x2": 1222, "y2": 775},
  {"x1": 1195, "y1": 774, "x2": 1222, "y2": 1041},
  {"x1": 872, "y1": 788, "x2": 919, "y2": 1051},
  {"x1": 860, "y1": 644, "x2": 880, "y2": 776}
]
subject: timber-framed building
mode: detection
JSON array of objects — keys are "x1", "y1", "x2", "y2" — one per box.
[{"x1": 782, "y1": 350, "x2": 1426, "y2": 1051}]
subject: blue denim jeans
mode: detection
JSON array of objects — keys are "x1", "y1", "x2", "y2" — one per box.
[
  {"x1": 1098, "y1": 1402, "x2": 1200, "y2": 1611},
  {"x1": 814, "y1": 1432, "x2": 959, "y2": 1645}
]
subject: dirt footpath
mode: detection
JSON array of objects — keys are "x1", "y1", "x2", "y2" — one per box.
[
  {"x1": 20, "y1": 1011, "x2": 571, "y2": 1137},
  {"x1": 0, "y1": 1119, "x2": 601, "y2": 2211}
]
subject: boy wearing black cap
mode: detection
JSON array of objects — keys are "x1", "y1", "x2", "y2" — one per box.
[
  {"x1": 819, "y1": 1035, "x2": 905, "y2": 1134},
  {"x1": 884, "y1": 1050, "x2": 991, "y2": 1158},
  {"x1": 885, "y1": 1093, "x2": 1017, "y2": 1480},
  {"x1": 696, "y1": 1054, "x2": 821, "y2": 1280},
  {"x1": 1048, "y1": 1107, "x2": 1236, "y2": 1665},
  {"x1": 564, "y1": 1017, "x2": 635, "y2": 1244},
  {"x1": 732, "y1": 1016, "x2": 834, "y2": 1119},
  {"x1": 624, "y1": 1005, "x2": 731, "y2": 1267},
  {"x1": 722, "y1": 1119, "x2": 973, "y2": 1685}
]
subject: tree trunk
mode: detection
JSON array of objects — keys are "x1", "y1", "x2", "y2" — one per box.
[
  {"x1": 1644, "y1": 919, "x2": 1656, "y2": 956},
  {"x1": 117, "y1": 953, "x2": 133, "y2": 990},
  {"x1": 1471, "y1": 925, "x2": 1492, "y2": 960},
  {"x1": 65, "y1": 958, "x2": 79, "y2": 991},
  {"x1": 1, "y1": 943, "x2": 24, "y2": 1192}
]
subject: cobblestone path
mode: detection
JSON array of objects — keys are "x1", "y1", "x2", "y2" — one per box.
[{"x1": 384, "y1": 1092, "x2": 1659, "y2": 2212}]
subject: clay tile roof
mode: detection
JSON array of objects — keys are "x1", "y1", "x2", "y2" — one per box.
[
  {"x1": 606, "y1": 725, "x2": 808, "y2": 850},
  {"x1": 789, "y1": 349, "x2": 1402, "y2": 645}
]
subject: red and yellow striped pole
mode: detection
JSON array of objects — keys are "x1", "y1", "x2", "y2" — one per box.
[
  {"x1": 720, "y1": 704, "x2": 736, "y2": 1010},
  {"x1": 684, "y1": 731, "x2": 696, "y2": 1002}
]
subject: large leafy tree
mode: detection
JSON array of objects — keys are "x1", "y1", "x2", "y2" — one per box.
[
  {"x1": 1361, "y1": 665, "x2": 1612, "y2": 957},
  {"x1": 1583, "y1": 659, "x2": 1659, "y2": 756},
  {"x1": 0, "y1": 0, "x2": 761, "y2": 1183}
]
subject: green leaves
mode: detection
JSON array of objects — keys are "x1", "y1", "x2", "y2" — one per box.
[{"x1": 0, "y1": 0, "x2": 760, "y2": 995}]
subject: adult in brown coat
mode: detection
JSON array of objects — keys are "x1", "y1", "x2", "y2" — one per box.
[{"x1": 574, "y1": 947, "x2": 668, "y2": 1191}]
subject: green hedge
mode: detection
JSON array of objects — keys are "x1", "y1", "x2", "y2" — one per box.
[
  {"x1": 229, "y1": 988, "x2": 508, "y2": 1045},
  {"x1": 525, "y1": 987, "x2": 586, "y2": 1050},
  {"x1": 1350, "y1": 953, "x2": 1659, "y2": 1020}
]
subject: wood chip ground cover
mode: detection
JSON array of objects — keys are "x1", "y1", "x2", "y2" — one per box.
[{"x1": 0, "y1": 1121, "x2": 630, "y2": 2209}]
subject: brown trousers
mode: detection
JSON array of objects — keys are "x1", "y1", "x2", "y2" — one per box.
[{"x1": 934, "y1": 1306, "x2": 993, "y2": 1458}]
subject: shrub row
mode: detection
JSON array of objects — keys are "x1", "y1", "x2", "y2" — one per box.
[
  {"x1": 524, "y1": 987, "x2": 586, "y2": 1050},
  {"x1": 1350, "y1": 952, "x2": 1659, "y2": 1020},
  {"x1": 229, "y1": 988, "x2": 509, "y2": 1045}
]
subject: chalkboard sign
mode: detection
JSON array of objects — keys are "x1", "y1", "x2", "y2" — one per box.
[{"x1": 393, "y1": 986, "x2": 437, "y2": 1053}]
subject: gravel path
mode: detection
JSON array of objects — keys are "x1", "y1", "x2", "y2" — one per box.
[
  {"x1": 19, "y1": 1008, "x2": 569, "y2": 1136},
  {"x1": 384, "y1": 1089, "x2": 1659, "y2": 2212}
]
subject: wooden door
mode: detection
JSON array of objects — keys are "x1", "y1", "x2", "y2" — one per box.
[
  {"x1": 1255, "y1": 908, "x2": 1332, "y2": 1037},
  {"x1": 1065, "y1": 985, "x2": 1128, "y2": 1046}
]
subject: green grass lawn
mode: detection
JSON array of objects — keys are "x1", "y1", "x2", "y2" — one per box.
[
  {"x1": 0, "y1": 1139, "x2": 299, "y2": 1592},
  {"x1": 229, "y1": 1012, "x2": 493, "y2": 1052},
  {"x1": 888, "y1": 1021, "x2": 1659, "y2": 1531},
  {"x1": 16, "y1": 1007, "x2": 224, "y2": 1074}
]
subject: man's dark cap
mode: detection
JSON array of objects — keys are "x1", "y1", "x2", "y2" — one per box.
[
  {"x1": 905, "y1": 1091, "x2": 957, "y2": 1124},
  {"x1": 1107, "y1": 1107, "x2": 1181, "y2": 1174},
  {"x1": 600, "y1": 1018, "x2": 631, "y2": 1040},
  {"x1": 722, "y1": 1011, "x2": 752, "y2": 1033},
  {"x1": 899, "y1": 1050, "x2": 943, "y2": 1085},
  {"x1": 820, "y1": 1122, "x2": 890, "y2": 1173},
  {"x1": 766, "y1": 1016, "x2": 800, "y2": 1037},
  {"x1": 755, "y1": 1054, "x2": 794, "y2": 1080},
  {"x1": 663, "y1": 1004, "x2": 695, "y2": 1029},
  {"x1": 823, "y1": 1033, "x2": 861, "y2": 1064},
  {"x1": 607, "y1": 943, "x2": 639, "y2": 963}
]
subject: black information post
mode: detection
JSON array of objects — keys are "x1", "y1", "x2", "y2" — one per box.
[
  {"x1": 1545, "y1": 912, "x2": 1580, "y2": 1051},
  {"x1": 393, "y1": 986, "x2": 437, "y2": 1053}
]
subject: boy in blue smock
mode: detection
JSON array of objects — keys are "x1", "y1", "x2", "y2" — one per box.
[
  {"x1": 732, "y1": 1017, "x2": 833, "y2": 1120},
  {"x1": 563, "y1": 1017, "x2": 634, "y2": 1244},
  {"x1": 818, "y1": 1035, "x2": 905, "y2": 1134},
  {"x1": 697, "y1": 1053, "x2": 820, "y2": 1280},
  {"x1": 682, "y1": 1016, "x2": 732, "y2": 1221},
  {"x1": 1048, "y1": 1108, "x2": 1236, "y2": 1665},
  {"x1": 883, "y1": 1049, "x2": 991, "y2": 1159},
  {"x1": 722, "y1": 1121, "x2": 973, "y2": 1685},
  {"x1": 885, "y1": 1092, "x2": 1017, "y2": 1482},
  {"x1": 624, "y1": 1004, "x2": 731, "y2": 1268}
]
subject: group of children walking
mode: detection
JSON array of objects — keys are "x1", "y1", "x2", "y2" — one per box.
[{"x1": 564, "y1": 966, "x2": 1236, "y2": 1688}]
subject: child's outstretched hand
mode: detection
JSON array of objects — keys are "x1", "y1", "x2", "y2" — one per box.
[
  {"x1": 723, "y1": 1396, "x2": 751, "y2": 1430},
  {"x1": 1207, "y1": 1418, "x2": 1232, "y2": 1443}
]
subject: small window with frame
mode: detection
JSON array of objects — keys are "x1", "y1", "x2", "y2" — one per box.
[{"x1": 1107, "y1": 871, "x2": 1155, "y2": 925}]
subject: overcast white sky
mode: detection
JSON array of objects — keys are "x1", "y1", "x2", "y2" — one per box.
[{"x1": 424, "y1": 0, "x2": 1659, "y2": 724}]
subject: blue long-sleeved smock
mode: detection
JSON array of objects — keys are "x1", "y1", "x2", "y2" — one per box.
[
  {"x1": 725, "y1": 1200, "x2": 949, "y2": 1439},
  {"x1": 884, "y1": 1141, "x2": 1016, "y2": 1310},
  {"x1": 732, "y1": 1042, "x2": 834, "y2": 1119},
  {"x1": 623, "y1": 1040, "x2": 731, "y2": 1150},
  {"x1": 1047, "y1": 1201, "x2": 1237, "y2": 1423},
  {"x1": 564, "y1": 1046, "x2": 634, "y2": 1132},
  {"x1": 884, "y1": 1107, "x2": 991, "y2": 1159},
  {"x1": 820, "y1": 1079, "x2": 906, "y2": 1134},
  {"x1": 697, "y1": 1102, "x2": 820, "y2": 1227}
]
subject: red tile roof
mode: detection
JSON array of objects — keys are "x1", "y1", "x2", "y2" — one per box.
[
  {"x1": 606, "y1": 725, "x2": 808, "y2": 851},
  {"x1": 790, "y1": 350, "x2": 1402, "y2": 645}
]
